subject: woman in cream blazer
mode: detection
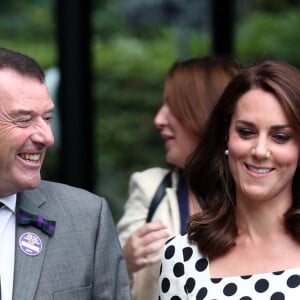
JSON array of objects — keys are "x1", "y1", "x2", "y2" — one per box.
[
  {"x1": 117, "y1": 167, "x2": 179, "y2": 299},
  {"x1": 117, "y1": 57, "x2": 243, "y2": 300}
]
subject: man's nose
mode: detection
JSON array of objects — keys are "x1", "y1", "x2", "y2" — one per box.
[{"x1": 30, "y1": 118, "x2": 55, "y2": 147}]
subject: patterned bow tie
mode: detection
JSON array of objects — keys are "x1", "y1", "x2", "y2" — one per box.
[{"x1": 16, "y1": 208, "x2": 56, "y2": 236}]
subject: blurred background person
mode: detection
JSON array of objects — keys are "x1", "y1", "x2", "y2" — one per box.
[
  {"x1": 117, "y1": 56, "x2": 243, "y2": 300},
  {"x1": 159, "y1": 60, "x2": 300, "y2": 299}
]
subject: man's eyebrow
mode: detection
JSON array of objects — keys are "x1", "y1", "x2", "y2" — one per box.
[
  {"x1": 11, "y1": 107, "x2": 55, "y2": 116},
  {"x1": 45, "y1": 107, "x2": 55, "y2": 114},
  {"x1": 10, "y1": 109, "x2": 33, "y2": 116}
]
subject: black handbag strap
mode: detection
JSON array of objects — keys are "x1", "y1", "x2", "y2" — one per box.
[{"x1": 146, "y1": 171, "x2": 172, "y2": 223}]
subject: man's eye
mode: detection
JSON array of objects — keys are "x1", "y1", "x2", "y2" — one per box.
[
  {"x1": 44, "y1": 115, "x2": 53, "y2": 124},
  {"x1": 16, "y1": 119, "x2": 31, "y2": 127},
  {"x1": 237, "y1": 128, "x2": 254, "y2": 137}
]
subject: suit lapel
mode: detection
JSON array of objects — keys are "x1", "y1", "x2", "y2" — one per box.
[{"x1": 13, "y1": 191, "x2": 53, "y2": 300}]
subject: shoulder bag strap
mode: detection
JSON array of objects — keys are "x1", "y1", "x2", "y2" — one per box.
[{"x1": 146, "y1": 171, "x2": 172, "y2": 223}]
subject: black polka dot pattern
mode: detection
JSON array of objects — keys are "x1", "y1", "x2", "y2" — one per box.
[
  {"x1": 161, "y1": 278, "x2": 170, "y2": 293},
  {"x1": 196, "y1": 287, "x2": 208, "y2": 299},
  {"x1": 195, "y1": 258, "x2": 208, "y2": 272},
  {"x1": 165, "y1": 245, "x2": 175, "y2": 259},
  {"x1": 287, "y1": 274, "x2": 300, "y2": 288},
  {"x1": 255, "y1": 278, "x2": 269, "y2": 293},
  {"x1": 184, "y1": 277, "x2": 195, "y2": 293},
  {"x1": 223, "y1": 282, "x2": 237, "y2": 296},
  {"x1": 159, "y1": 234, "x2": 300, "y2": 299},
  {"x1": 174, "y1": 262, "x2": 185, "y2": 277},
  {"x1": 270, "y1": 292, "x2": 285, "y2": 300},
  {"x1": 183, "y1": 247, "x2": 193, "y2": 261}
]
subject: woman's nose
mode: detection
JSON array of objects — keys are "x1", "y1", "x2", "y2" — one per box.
[
  {"x1": 251, "y1": 139, "x2": 270, "y2": 159},
  {"x1": 153, "y1": 105, "x2": 168, "y2": 129}
]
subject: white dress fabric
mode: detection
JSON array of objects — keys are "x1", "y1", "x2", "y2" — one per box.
[{"x1": 159, "y1": 234, "x2": 300, "y2": 300}]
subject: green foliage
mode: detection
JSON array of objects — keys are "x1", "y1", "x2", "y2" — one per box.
[
  {"x1": 2, "y1": 0, "x2": 300, "y2": 221},
  {"x1": 92, "y1": 31, "x2": 178, "y2": 75},
  {"x1": 250, "y1": 0, "x2": 300, "y2": 12},
  {"x1": 91, "y1": 26, "x2": 211, "y2": 219},
  {"x1": 92, "y1": 30, "x2": 174, "y2": 218},
  {"x1": 0, "y1": 1, "x2": 56, "y2": 68},
  {"x1": 0, "y1": 42, "x2": 57, "y2": 70},
  {"x1": 92, "y1": 0, "x2": 127, "y2": 38},
  {"x1": 236, "y1": 9, "x2": 300, "y2": 67},
  {"x1": 0, "y1": 1, "x2": 54, "y2": 41}
]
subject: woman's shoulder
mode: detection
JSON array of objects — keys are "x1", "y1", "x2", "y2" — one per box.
[
  {"x1": 129, "y1": 167, "x2": 175, "y2": 195},
  {"x1": 131, "y1": 167, "x2": 171, "y2": 181},
  {"x1": 163, "y1": 233, "x2": 201, "y2": 257},
  {"x1": 161, "y1": 234, "x2": 209, "y2": 287}
]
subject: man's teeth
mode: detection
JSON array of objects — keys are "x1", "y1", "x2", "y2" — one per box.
[
  {"x1": 248, "y1": 165, "x2": 272, "y2": 174},
  {"x1": 20, "y1": 154, "x2": 40, "y2": 161}
]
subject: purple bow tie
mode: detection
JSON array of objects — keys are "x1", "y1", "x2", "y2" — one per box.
[{"x1": 16, "y1": 209, "x2": 56, "y2": 236}]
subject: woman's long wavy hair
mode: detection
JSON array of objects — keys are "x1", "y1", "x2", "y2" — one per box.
[{"x1": 185, "y1": 60, "x2": 300, "y2": 258}]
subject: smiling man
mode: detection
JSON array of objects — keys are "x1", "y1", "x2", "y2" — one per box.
[
  {"x1": 0, "y1": 67, "x2": 54, "y2": 196},
  {"x1": 0, "y1": 48, "x2": 130, "y2": 300}
]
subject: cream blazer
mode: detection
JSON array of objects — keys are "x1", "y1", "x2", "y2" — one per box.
[{"x1": 117, "y1": 167, "x2": 180, "y2": 300}]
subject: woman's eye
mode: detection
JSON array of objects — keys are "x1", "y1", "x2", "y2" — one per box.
[
  {"x1": 237, "y1": 128, "x2": 254, "y2": 138},
  {"x1": 273, "y1": 133, "x2": 291, "y2": 143}
]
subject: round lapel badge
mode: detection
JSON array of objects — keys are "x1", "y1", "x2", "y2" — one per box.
[{"x1": 19, "y1": 232, "x2": 43, "y2": 256}]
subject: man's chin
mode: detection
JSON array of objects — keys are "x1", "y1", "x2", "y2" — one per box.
[{"x1": 20, "y1": 176, "x2": 41, "y2": 190}]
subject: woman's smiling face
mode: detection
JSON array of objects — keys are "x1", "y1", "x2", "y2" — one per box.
[{"x1": 227, "y1": 88, "x2": 300, "y2": 204}]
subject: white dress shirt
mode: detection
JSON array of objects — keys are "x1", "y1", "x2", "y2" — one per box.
[{"x1": 0, "y1": 194, "x2": 16, "y2": 300}]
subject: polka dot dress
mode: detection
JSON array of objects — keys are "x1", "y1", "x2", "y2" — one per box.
[{"x1": 159, "y1": 234, "x2": 300, "y2": 299}]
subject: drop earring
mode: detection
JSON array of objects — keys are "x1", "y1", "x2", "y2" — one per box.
[{"x1": 224, "y1": 149, "x2": 229, "y2": 156}]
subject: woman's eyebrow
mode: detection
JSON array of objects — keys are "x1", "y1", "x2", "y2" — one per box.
[{"x1": 235, "y1": 120, "x2": 291, "y2": 130}]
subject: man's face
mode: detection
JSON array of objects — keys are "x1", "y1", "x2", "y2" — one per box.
[{"x1": 0, "y1": 68, "x2": 55, "y2": 197}]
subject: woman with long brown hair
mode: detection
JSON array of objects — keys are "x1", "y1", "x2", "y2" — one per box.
[
  {"x1": 160, "y1": 60, "x2": 300, "y2": 299},
  {"x1": 118, "y1": 56, "x2": 242, "y2": 300}
]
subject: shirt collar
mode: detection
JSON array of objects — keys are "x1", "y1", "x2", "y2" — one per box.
[{"x1": 0, "y1": 194, "x2": 17, "y2": 213}]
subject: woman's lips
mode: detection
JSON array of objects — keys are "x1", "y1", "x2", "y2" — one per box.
[{"x1": 245, "y1": 163, "x2": 275, "y2": 174}]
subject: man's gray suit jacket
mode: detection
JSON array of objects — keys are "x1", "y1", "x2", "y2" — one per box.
[{"x1": 12, "y1": 180, "x2": 131, "y2": 299}]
